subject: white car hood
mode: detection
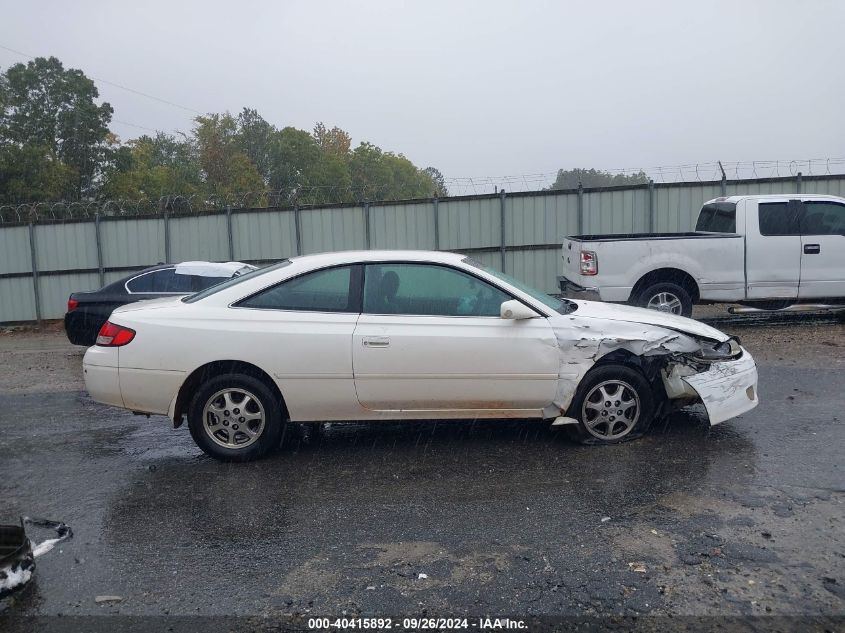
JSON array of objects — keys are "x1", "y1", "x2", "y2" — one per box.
[{"x1": 566, "y1": 299, "x2": 729, "y2": 342}]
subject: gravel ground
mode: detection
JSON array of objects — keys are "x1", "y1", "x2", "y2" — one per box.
[{"x1": 0, "y1": 312, "x2": 843, "y2": 630}]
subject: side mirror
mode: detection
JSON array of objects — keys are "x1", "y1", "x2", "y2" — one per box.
[{"x1": 500, "y1": 299, "x2": 539, "y2": 320}]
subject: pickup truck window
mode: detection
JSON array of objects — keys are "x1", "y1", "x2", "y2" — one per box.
[
  {"x1": 695, "y1": 202, "x2": 736, "y2": 232},
  {"x1": 801, "y1": 201, "x2": 845, "y2": 235},
  {"x1": 759, "y1": 201, "x2": 801, "y2": 236}
]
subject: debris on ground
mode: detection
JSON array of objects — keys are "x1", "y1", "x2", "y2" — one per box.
[
  {"x1": 95, "y1": 595, "x2": 124, "y2": 604},
  {"x1": 0, "y1": 517, "x2": 72, "y2": 598}
]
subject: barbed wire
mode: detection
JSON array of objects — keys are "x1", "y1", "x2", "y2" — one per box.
[
  {"x1": 3, "y1": 158, "x2": 845, "y2": 223},
  {"x1": 444, "y1": 158, "x2": 845, "y2": 195}
]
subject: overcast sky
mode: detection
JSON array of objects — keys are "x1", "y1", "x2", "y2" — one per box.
[{"x1": 2, "y1": 0, "x2": 843, "y2": 182}]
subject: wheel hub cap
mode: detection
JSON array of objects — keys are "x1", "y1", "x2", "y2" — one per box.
[
  {"x1": 647, "y1": 291, "x2": 683, "y2": 314},
  {"x1": 203, "y1": 388, "x2": 266, "y2": 449},
  {"x1": 581, "y1": 380, "x2": 640, "y2": 440}
]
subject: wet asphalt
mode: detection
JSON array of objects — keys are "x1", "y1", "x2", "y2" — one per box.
[{"x1": 0, "y1": 335, "x2": 843, "y2": 625}]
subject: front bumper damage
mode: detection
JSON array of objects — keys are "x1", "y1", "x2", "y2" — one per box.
[{"x1": 676, "y1": 348, "x2": 758, "y2": 425}]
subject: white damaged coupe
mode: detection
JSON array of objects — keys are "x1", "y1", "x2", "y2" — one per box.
[{"x1": 83, "y1": 250, "x2": 759, "y2": 461}]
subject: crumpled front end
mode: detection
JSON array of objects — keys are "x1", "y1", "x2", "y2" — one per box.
[
  {"x1": 547, "y1": 312, "x2": 759, "y2": 427},
  {"x1": 678, "y1": 348, "x2": 758, "y2": 425}
]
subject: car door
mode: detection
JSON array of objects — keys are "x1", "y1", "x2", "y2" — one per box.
[
  {"x1": 798, "y1": 200, "x2": 845, "y2": 298},
  {"x1": 231, "y1": 264, "x2": 362, "y2": 421},
  {"x1": 352, "y1": 262, "x2": 559, "y2": 415},
  {"x1": 745, "y1": 199, "x2": 802, "y2": 300}
]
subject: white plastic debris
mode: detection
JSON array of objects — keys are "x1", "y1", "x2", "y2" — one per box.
[
  {"x1": 601, "y1": 517, "x2": 611, "y2": 523},
  {"x1": 0, "y1": 565, "x2": 33, "y2": 594},
  {"x1": 95, "y1": 595, "x2": 124, "y2": 603},
  {"x1": 418, "y1": 573, "x2": 428, "y2": 580}
]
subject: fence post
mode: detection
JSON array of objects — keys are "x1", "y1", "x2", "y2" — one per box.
[
  {"x1": 28, "y1": 222, "x2": 42, "y2": 325},
  {"x1": 163, "y1": 209, "x2": 171, "y2": 263},
  {"x1": 293, "y1": 203, "x2": 302, "y2": 256},
  {"x1": 648, "y1": 180, "x2": 655, "y2": 232},
  {"x1": 577, "y1": 182, "x2": 584, "y2": 234},
  {"x1": 499, "y1": 189, "x2": 507, "y2": 272},
  {"x1": 796, "y1": 171, "x2": 803, "y2": 194},
  {"x1": 225, "y1": 206, "x2": 235, "y2": 260},
  {"x1": 432, "y1": 197, "x2": 440, "y2": 250},
  {"x1": 94, "y1": 213, "x2": 105, "y2": 287},
  {"x1": 364, "y1": 201, "x2": 371, "y2": 249},
  {"x1": 719, "y1": 160, "x2": 727, "y2": 196}
]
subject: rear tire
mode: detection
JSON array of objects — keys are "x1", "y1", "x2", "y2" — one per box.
[
  {"x1": 568, "y1": 364, "x2": 655, "y2": 444},
  {"x1": 635, "y1": 281, "x2": 693, "y2": 318},
  {"x1": 187, "y1": 373, "x2": 285, "y2": 462}
]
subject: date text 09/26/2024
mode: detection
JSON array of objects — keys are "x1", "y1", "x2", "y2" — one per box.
[{"x1": 307, "y1": 617, "x2": 528, "y2": 630}]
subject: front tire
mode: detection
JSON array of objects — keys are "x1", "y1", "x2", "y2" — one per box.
[
  {"x1": 187, "y1": 373, "x2": 284, "y2": 462},
  {"x1": 635, "y1": 281, "x2": 693, "y2": 318},
  {"x1": 568, "y1": 364, "x2": 655, "y2": 444}
]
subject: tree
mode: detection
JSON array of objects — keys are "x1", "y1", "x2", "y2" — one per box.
[
  {"x1": 236, "y1": 108, "x2": 274, "y2": 181},
  {"x1": 422, "y1": 166, "x2": 448, "y2": 196},
  {"x1": 549, "y1": 168, "x2": 649, "y2": 190},
  {"x1": 312, "y1": 122, "x2": 351, "y2": 158},
  {"x1": 0, "y1": 144, "x2": 76, "y2": 204},
  {"x1": 269, "y1": 127, "x2": 352, "y2": 205},
  {"x1": 194, "y1": 113, "x2": 265, "y2": 196},
  {"x1": 0, "y1": 56, "x2": 114, "y2": 199},
  {"x1": 99, "y1": 133, "x2": 203, "y2": 200},
  {"x1": 350, "y1": 142, "x2": 438, "y2": 201},
  {"x1": 1, "y1": 55, "x2": 446, "y2": 208}
]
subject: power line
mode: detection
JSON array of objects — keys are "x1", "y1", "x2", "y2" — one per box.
[
  {"x1": 0, "y1": 43, "x2": 203, "y2": 115},
  {"x1": 112, "y1": 119, "x2": 165, "y2": 134}
]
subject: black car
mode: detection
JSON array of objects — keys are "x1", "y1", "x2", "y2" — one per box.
[{"x1": 64, "y1": 261, "x2": 256, "y2": 345}]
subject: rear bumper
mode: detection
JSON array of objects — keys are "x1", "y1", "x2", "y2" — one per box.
[
  {"x1": 83, "y1": 347, "x2": 124, "y2": 408},
  {"x1": 682, "y1": 348, "x2": 759, "y2": 425},
  {"x1": 557, "y1": 276, "x2": 601, "y2": 301}
]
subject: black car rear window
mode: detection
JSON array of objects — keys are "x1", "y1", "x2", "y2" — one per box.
[
  {"x1": 182, "y1": 260, "x2": 291, "y2": 303},
  {"x1": 696, "y1": 202, "x2": 737, "y2": 233}
]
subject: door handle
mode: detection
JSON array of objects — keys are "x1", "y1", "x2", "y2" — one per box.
[
  {"x1": 804, "y1": 243, "x2": 821, "y2": 254},
  {"x1": 362, "y1": 337, "x2": 390, "y2": 348}
]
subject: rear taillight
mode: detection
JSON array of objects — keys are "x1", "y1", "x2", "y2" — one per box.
[
  {"x1": 580, "y1": 250, "x2": 598, "y2": 275},
  {"x1": 96, "y1": 321, "x2": 136, "y2": 347},
  {"x1": 67, "y1": 298, "x2": 78, "y2": 312}
]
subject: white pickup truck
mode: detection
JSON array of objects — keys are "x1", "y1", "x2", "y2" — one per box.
[{"x1": 560, "y1": 194, "x2": 845, "y2": 317}]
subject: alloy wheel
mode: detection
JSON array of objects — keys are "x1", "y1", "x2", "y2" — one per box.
[{"x1": 581, "y1": 380, "x2": 641, "y2": 440}]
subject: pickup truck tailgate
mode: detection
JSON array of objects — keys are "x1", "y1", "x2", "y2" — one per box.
[{"x1": 561, "y1": 238, "x2": 591, "y2": 287}]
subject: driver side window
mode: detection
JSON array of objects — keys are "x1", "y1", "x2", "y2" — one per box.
[{"x1": 363, "y1": 263, "x2": 511, "y2": 317}]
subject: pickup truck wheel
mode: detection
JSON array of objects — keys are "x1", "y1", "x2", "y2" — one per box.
[
  {"x1": 187, "y1": 373, "x2": 284, "y2": 462},
  {"x1": 636, "y1": 282, "x2": 692, "y2": 317},
  {"x1": 567, "y1": 365, "x2": 655, "y2": 444}
]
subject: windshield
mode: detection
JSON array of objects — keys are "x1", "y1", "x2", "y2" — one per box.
[
  {"x1": 182, "y1": 260, "x2": 291, "y2": 303},
  {"x1": 462, "y1": 257, "x2": 576, "y2": 315}
]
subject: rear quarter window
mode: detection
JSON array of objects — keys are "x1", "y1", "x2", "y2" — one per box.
[{"x1": 696, "y1": 202, "x2": 736, "y2": 233}]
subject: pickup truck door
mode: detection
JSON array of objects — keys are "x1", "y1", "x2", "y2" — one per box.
[
  {"x1": 798, "y1": 200, "x2": 845, "y2": 298},
  {"x1": 744, "y1": 199, "x2": 802, "y2": 300}
]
